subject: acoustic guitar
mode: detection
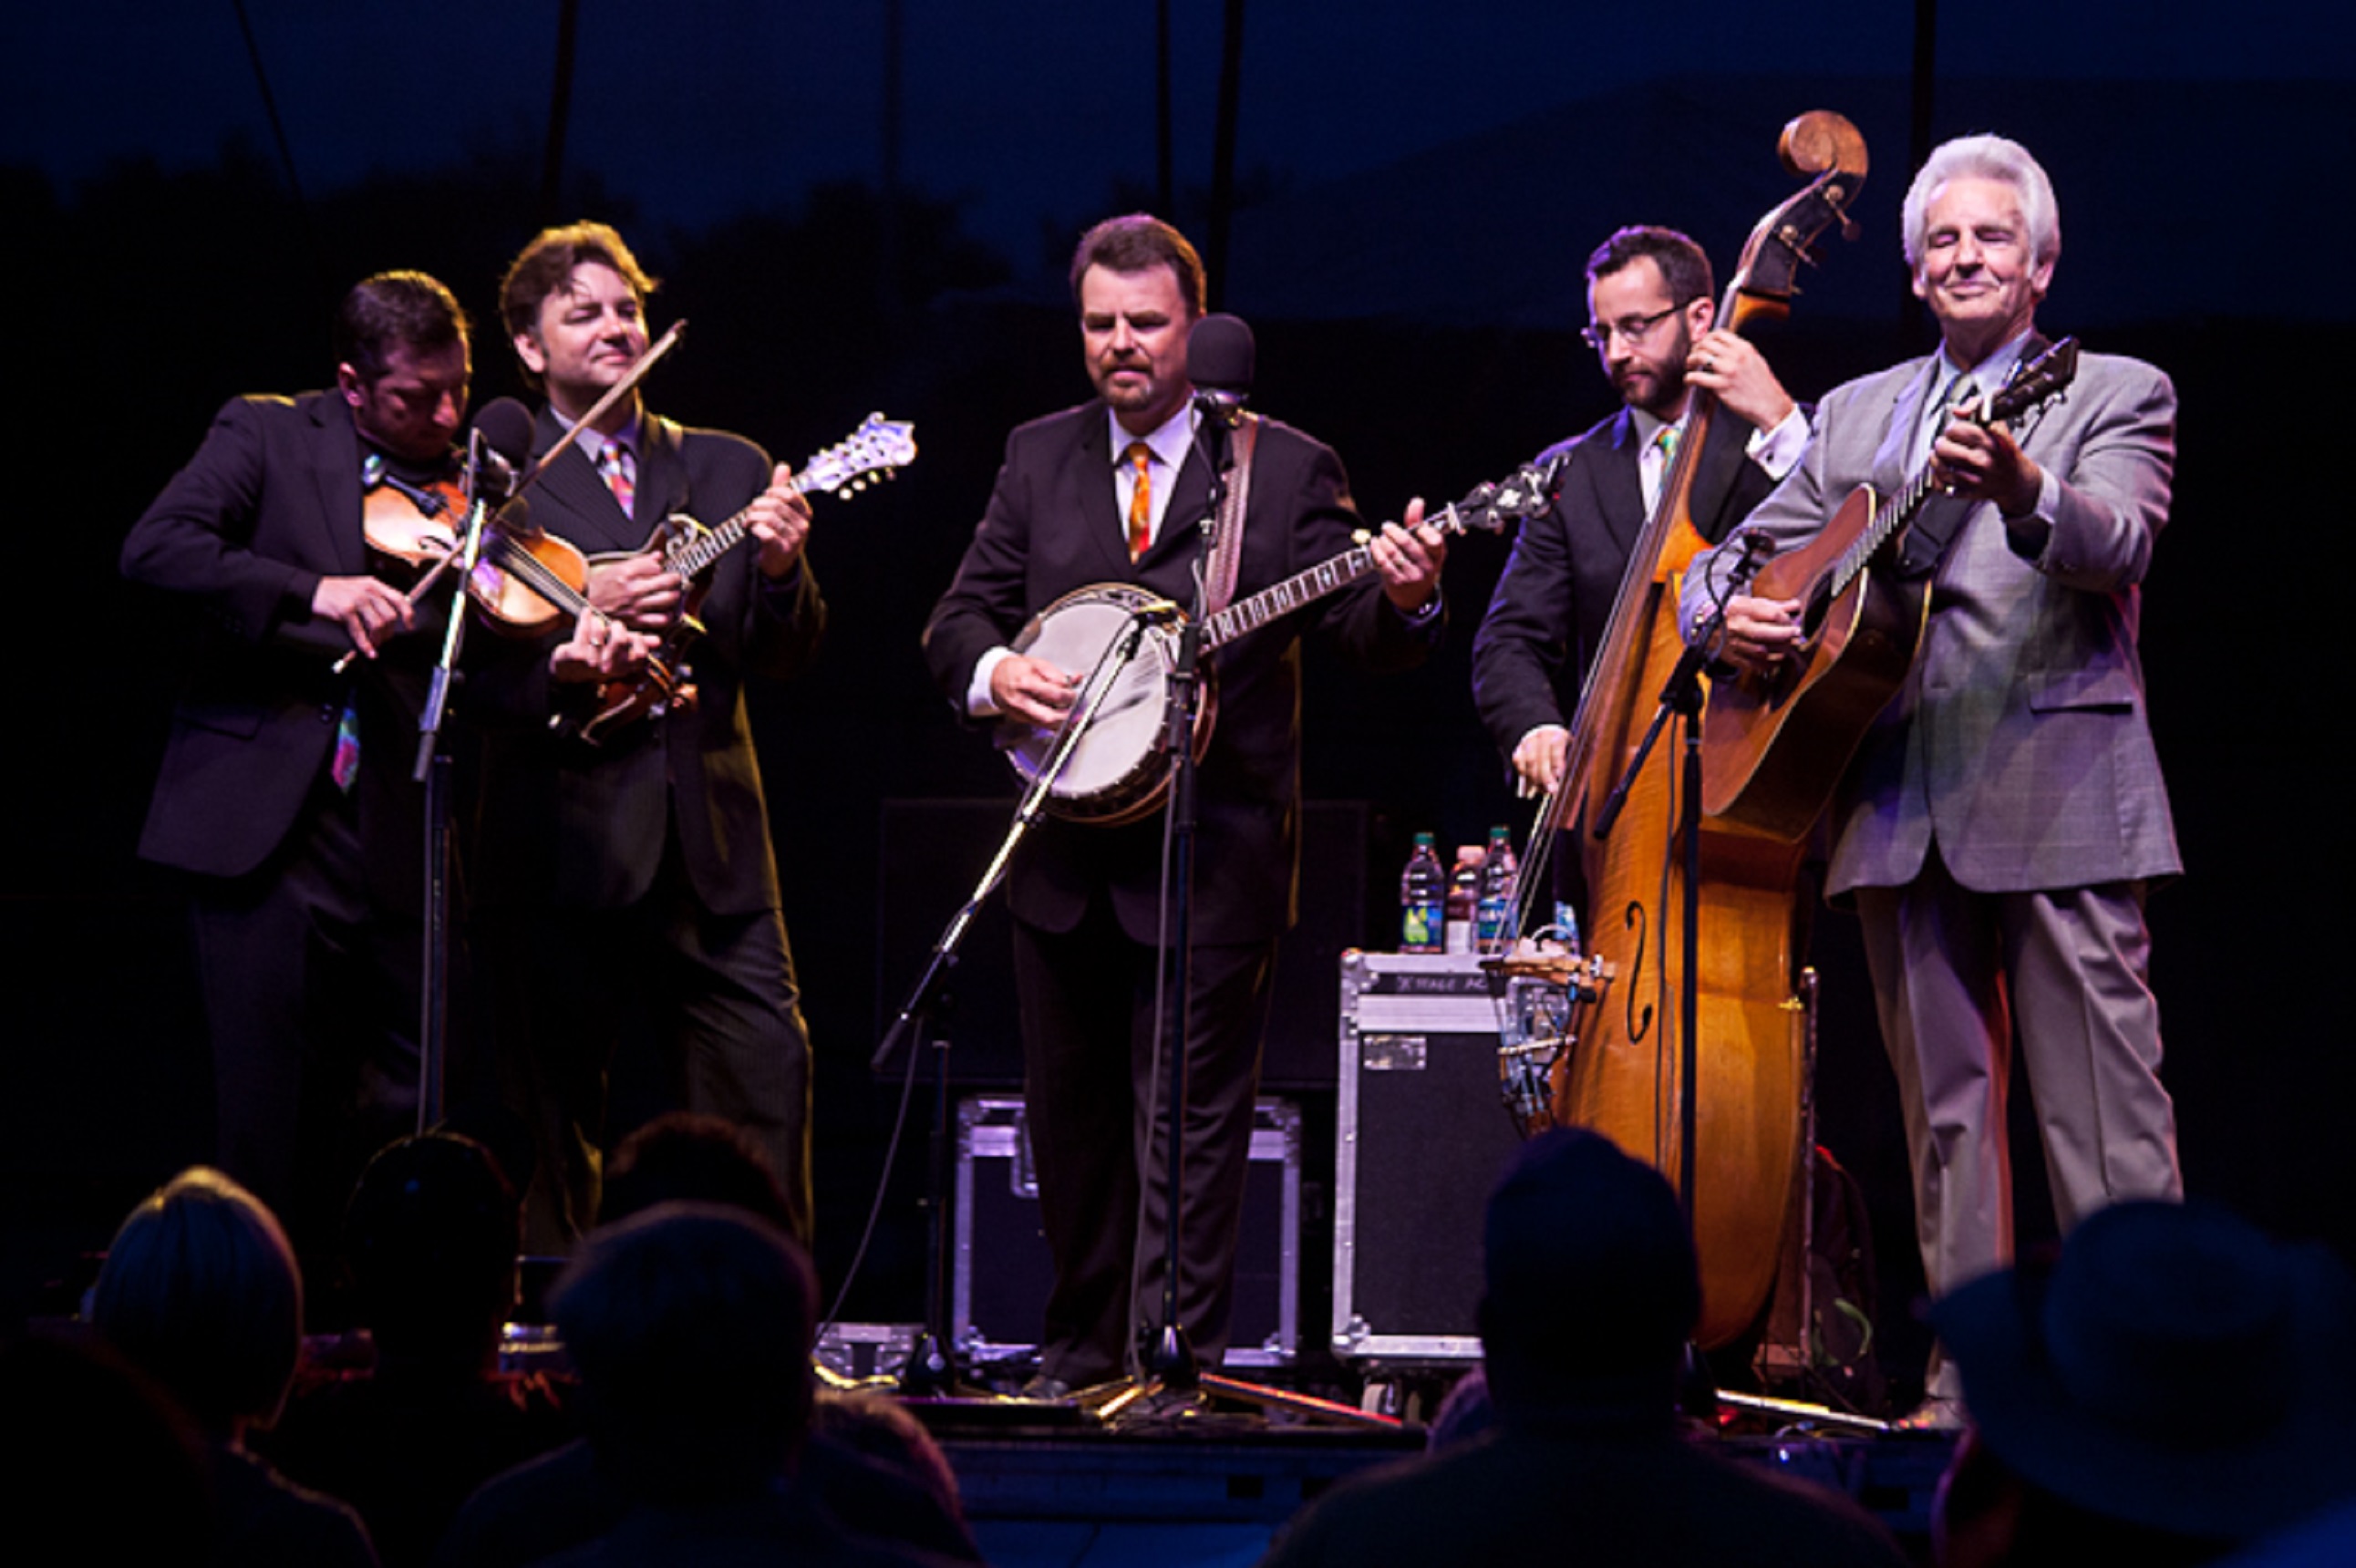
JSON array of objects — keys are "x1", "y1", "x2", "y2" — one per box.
[{"x1": 1698, "y1": 336, "x2": 2081, "y2": 840}]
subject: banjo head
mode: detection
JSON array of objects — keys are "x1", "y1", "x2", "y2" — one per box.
[{"x1": 1000, "y1": 584, "x2": 1210, "y2": 825}]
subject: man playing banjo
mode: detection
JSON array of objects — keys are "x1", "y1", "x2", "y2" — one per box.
[{"x1": 922, "y1": 214, "x2": 1447, "y2": 1395}]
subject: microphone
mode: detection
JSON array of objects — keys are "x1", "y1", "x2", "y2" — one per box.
[
  {"x1": 468, "y1": 397, "x2": 543, "y2": 533},
  {"x1": 1187, "y1": 314, "x2": 1255, "y2": 428},
  {"x1": 471, "y1": 397, "x2": 537, "y2": 471}
]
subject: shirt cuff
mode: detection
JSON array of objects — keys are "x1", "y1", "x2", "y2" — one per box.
[
  {"x1": 2002, "y1": 469, "x2": 2062, "y2": 562},
  {"x1": 1744, "y1": 406, "x2": 1811, "y2": 481},
  {"x1": 1395, "y1": 589, "x2": 1444, "y2": 627},
  {"x1": 966, "y1": 646, "x2": 1012, "y2": 717}
]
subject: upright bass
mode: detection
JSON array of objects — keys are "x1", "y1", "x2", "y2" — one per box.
[{"x1": 1515, "y1": 112, "x2": 1867, "y2": 1348}]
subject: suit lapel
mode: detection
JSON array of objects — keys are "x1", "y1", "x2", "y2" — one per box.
[
  {"x1": 1688, "y1": 409, "x2": 1753, "y2": 545},
  {"x1": 532, "y1": 407, "x2": 641, "y2": 552},
  {"x1": 1152, "y1": 438, "x2": 1215, "y2": 571},
  {"x1": 636, "y1": 416, "x2": 691, "y2": 531},
  {"x1": 1073, "y1": 410, "x2": 1136, "y2": 579},
  {"x1": 1596, "y1": 410, "x2": 1648, "y2": 554},
  {"x1": 1872, "y1": 357, "x2": 1939, "y2": 497}
]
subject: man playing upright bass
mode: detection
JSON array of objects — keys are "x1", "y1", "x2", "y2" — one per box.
[{"x1": 1475, "y1": 223, "x2": 1808, "y2": 805}]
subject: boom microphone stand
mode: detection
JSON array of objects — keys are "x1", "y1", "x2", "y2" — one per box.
[{"x1": 873, "y1": 610, "x2": 1173, "y2": 1394}]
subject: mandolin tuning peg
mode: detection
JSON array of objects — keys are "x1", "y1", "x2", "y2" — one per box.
[{"x1": 1351, "y1": 529, "x2": 1370, "y2": 546}]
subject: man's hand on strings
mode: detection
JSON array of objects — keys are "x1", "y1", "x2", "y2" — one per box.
[
  {"x1": 991, "y1": 654, "x2": 1079, "y2": 728},
  {"x1": 551, "y1": 610, "x2": 657, "y2": 685},
  {"x1": 1932, "y1": 408, "x2": 2043, "y2": 517},
  {"x1": 1687, "y1": 330, "x2": 1796, "y2": 435},
  {"x1": 1513, "y1": 724, "x2": 1570, "y2": 797},
  {"x1": 748, "y1": 464, "x2": 814, "y2": 579},
  {"x1": 1716, "y1": 593, "x2": 1805, "y2": 676},
  {"x1": 586, "y1": 552, "x2": 684, "y2": 633}
]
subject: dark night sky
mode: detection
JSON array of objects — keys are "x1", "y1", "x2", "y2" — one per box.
[{"x1": 16, "y1": 1, "x2": 2350, "y2": 286}]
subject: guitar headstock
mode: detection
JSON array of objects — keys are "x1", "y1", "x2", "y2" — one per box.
[
  {"x1": 800, "y1": 413, "x2": 918, "y2": 497},
  {"x1": 1437, "y1": 454, "x2": 1567, "y2": 535},
  {"x1": 1991, "y1": 337, "x2": 2082, "y2": 423}
]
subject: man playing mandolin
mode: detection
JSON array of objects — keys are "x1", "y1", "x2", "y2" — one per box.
[
  {"x1": 1683, "y1": 136, "x2": 2183, "y2": 1428},
  {"x1": 923, "y1": 214, "x2": 1447, "y2": 1394},
  {"x1": 474, "y1": 222, "x2": 826, "y2": 1249}
]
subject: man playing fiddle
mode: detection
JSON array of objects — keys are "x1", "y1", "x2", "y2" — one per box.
[
  {"x1": 1681, "y1": 136, "x2": 2183, "y2": 1426},
  {"x1": 475, "y1": 222, "x2": 824, "y2": 1248},
  {"x1": 121, "y1": 271, "x2": 638, "y2": 1267}
]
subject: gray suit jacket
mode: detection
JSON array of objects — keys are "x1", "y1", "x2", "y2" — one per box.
[{"x1": 1681, "y1": 344, "x2": 2180, "y2": 897}]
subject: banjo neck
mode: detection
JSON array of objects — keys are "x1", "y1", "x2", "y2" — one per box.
[
  {"x1": 1201, "y1": 542, "x2": 1380, "y2": 651},
  {"x1": 1201, "y1": 497, "x2": 1484, "y2": 651}
]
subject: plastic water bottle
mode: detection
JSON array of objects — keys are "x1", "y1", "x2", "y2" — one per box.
[
  {"x1": 1400, "y1": 833, "x2": 1445, "y2": 953},
  {"x1": 1476, "y1": 826, "x2": 1518, "y2": 954},
  {"x1": 1444, "y1": 845, "x2": 1484, "y2": 954}
]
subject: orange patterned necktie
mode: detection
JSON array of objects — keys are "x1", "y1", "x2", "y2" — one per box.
[{"x1": 1123, "y1": 439, "x2": 1152, "y2": 561}]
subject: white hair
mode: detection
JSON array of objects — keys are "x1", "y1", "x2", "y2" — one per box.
[{"x1": 1901, "y1": 134, "x2": 2061, "y2": 273}]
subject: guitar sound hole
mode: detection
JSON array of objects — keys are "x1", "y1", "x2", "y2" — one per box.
[{"x1": 1800, "y1": 582, "x2": 1832, "y2": 642}]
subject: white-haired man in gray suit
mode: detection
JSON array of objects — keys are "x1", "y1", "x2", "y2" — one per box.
[{"x1": 1682, "y1": 134, "x2": 2183, "y2": 1428}]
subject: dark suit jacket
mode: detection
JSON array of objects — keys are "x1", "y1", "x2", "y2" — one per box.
[
  {"x1": 121, "y1": 390, "x2": 437, "y2": 895},
  {"x1": 922, "y1": 402, "x2": 1442, "y2": 946},
  {"x1": 1472, "y1": 406, "x2": 1778, "y2": 760},
  {"x1": 472, "y1": 409, "x2": 825, "y2": 915}
]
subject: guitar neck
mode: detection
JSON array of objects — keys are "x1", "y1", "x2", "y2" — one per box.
[
  {"x1": 1203, "y1": 544, "x2": 1378, "y2": 650},
  {"x1": 1826, "y1": 414, "x2": 1987, "y2": 599}
]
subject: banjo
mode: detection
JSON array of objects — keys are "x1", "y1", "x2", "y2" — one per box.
[{"x1": 999, "y1": 456, "x2": 1565, "y2": 824}]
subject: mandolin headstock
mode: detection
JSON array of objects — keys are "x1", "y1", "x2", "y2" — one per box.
[{"x1": 800, "y1": 413, "x2": 918, "y2": 498}]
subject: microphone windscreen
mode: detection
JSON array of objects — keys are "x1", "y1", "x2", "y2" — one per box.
[
  {"x1": 1187, "y1": 314, "x2": 1256, "y2": 396},
  {"x1": 471, "y1": 397, "x2": 537, "y2": 465}
]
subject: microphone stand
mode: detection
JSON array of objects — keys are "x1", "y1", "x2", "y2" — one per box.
[
  {"x1": 1101, "y1": 403, "x2": 1392, "y2": 1431},
  {"x1": 410, "y1": 432, "x2": 502, "y2": 1130},
  {"x1": 872, "y1": 610, "x2": 1170, "y2": 1396},
  {"x1": 1134, "y1": 409, "x2": 1224, "y2": 1398},
  {"x1": 1587, "y1": 551, "x2": 1769, "y2": 1418}
]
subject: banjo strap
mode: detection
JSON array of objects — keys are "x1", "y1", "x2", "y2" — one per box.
[{"x1": 1202, "y1": 415, "x2": 1258, "y2": 616}]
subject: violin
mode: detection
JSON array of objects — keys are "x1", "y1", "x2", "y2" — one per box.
[
  {"x1": 334, "y1": 454, "x2": 610, "y2": 676},
  {"x1": 360, "y1": 455, "x2": 464, "y2": 576},
  {"x1": 355, "y1": 454, "x2": 597, "y2": 638}
]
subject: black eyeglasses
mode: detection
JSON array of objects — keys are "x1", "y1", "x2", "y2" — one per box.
[{"x1": 1580, "y1": 302, "x2": 1688, "y2": 351}]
